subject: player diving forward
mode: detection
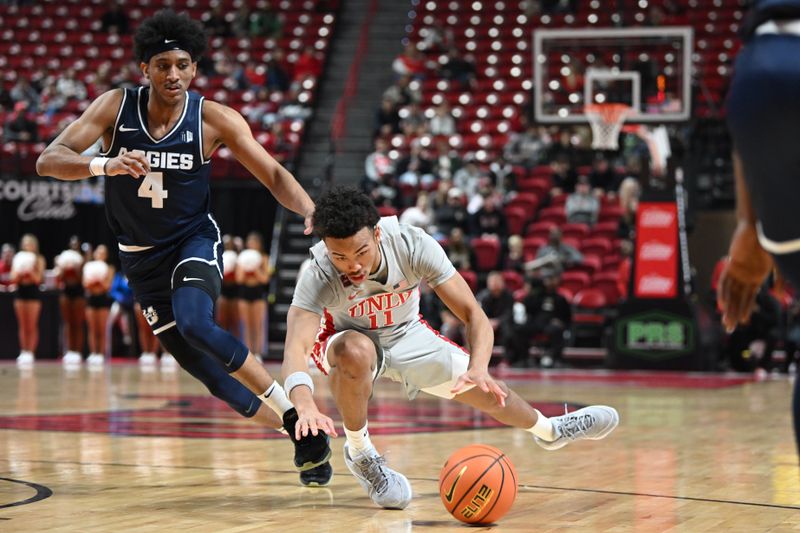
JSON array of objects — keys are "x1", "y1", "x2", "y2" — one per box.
[{"x1": 282, "y1": 186, "x2": 620, "y2": 509}]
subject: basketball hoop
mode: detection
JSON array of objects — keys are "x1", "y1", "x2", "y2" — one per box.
[{"x1": 585, "y1": 103, "x2": 633, "y2": 151}]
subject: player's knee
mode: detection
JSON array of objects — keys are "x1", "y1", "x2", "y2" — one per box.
[
  {"x1": 175, "y1": 310, "x2": 210, "y2": 347},
  {"x1": 330, "y1": 331, "x2": 376, "y2": 378}
]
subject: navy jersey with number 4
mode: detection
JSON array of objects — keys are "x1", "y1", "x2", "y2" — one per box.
[{"x1": 101, "y1": 86, "x2": 211, "y2": 248}]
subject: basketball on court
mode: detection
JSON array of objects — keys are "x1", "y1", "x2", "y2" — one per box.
[{"x1": 439, "y1": 444, "x2": 517, "y2": 525}]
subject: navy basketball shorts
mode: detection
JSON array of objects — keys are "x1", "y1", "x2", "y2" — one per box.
[
  {"x1": 119, "y1": 218, "x2": 223, "y2": 335},
  {"x1": 727, "y1": 33, "x2": 800, "y2": 288}
]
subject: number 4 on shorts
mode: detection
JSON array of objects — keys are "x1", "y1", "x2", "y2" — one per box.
[{"x1": 138, "y1": 171, "x2": 169, "y2": 208}]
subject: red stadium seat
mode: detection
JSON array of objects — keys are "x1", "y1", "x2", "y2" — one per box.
[
  {"x1": 501, "y1": 270, "x2": 524, "y2": 293},
  {"x1": 537, "y1": 205, "x2": 567, "y2": 225},
  {"x1": 471, "y1": 237, "x2": 501, "y2": 272},
  {"x1": 503, "y1": 205, "x2": 528, "y2": 236},
  {"x1": 560, "y1": 271, "x2": 590, "y2": 295}
]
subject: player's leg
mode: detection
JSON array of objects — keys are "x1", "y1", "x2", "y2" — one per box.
[
  {"x1": 325, "y1": 330, "x2": 411, "y2": 508},
  {"x1": 156, "y1": 323, "x2": 333, "y2": 484},
  {"x1": 403, "y1": 323, "x2": 618, "y2": 451}
]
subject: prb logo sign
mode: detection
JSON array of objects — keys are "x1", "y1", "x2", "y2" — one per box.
[{"x1": 616, "y1": 310, "x2": 694, "y2": 359}]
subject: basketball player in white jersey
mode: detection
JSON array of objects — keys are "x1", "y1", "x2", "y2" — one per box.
[{"x1": 282, "y1": 186, "x2": 620, "y2": 509}]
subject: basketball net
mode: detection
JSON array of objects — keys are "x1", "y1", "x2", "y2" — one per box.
[{"x1": 585, "y1": 103, "x2": 632, "y2": 151}]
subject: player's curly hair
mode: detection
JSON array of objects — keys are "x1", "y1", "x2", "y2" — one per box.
[
  {"x1": 313, "y1": 186, "x2": 380, "y2": 240},
  {"x1": 133, "y1": 9, "x2": 208, "y2": 63}
]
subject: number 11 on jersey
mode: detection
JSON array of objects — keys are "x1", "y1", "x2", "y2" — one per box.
[{"x1": 138, "y1": 172, "x2": 169, "y2": 208}]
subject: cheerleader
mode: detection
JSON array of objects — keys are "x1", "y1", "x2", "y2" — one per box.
[
  {"x1": 12, "y1": 234, "x2": 45, "y2": 368},
  {"x1": 236, "y1": 231, "x2": 270, "y2": 360},
  {"x1": 217, "y1": 234, "x2": 241, "y2": 338},
  {"x1": 55, "y1": 237, "x2": 86, "y2": 369},
  {"x1": 82, "y1": 245, "x2": 114, "y2": 370}
]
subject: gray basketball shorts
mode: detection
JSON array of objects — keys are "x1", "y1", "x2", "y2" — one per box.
[{"x1": 318, "y1": 319, "x2": 474, "y2": 400}]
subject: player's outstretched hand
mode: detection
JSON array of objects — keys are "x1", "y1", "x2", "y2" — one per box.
[
  {"x1": 451, "y1": 368, "x2": 507, "y2": 407},
  {"x1": 106, "y1": 151, "x2": 150, "y2": 179},
  {"x1": 295, "y1": 406, "x2": 338, "y2": 440},
  {"x1": 718, "y1": 222, "x2": 773, "y2": 333}
]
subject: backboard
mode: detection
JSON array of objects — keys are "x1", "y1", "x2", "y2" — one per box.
[{"x1": 533, "y1": 27, "x2": 693, "y2": 124}]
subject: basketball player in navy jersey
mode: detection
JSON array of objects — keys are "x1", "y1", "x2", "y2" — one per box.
[
  {"x1": 722, "y1": 0, "x2": 800, "y2": 458},
  {"x1": 35, "y1": 9, "x2": 335, "y2": 485}
]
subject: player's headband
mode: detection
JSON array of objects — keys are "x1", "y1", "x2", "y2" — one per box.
[{"x1": 143, "y1": 39, "x2": 192, "y2": 63}]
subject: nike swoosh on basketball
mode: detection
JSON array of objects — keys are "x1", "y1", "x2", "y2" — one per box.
[
  {"x1": 118, "y1": 125, "x2": 138, "y2": 132},
  {"x1": 183, "y1": 276, "x2": 204, "y2": 282},
  {"x1": 444, "y1": 465, "x2": 468, "y2": 503}
]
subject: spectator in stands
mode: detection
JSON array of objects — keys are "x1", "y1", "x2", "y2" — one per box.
[
  {"x1": 535, "y1": 227, "x2": 583, "y2": 275},
  {"x1": 432, "y1": 138, "x2": 461, "y2": 181},
  {"x1": 504, "y1": 235, "x2": 526, "y2": 273},
  {"x1": 399, "y1": 191, "x2": 434, "y2": 231},
  {"x1": 617, "y1": 176, "x2": 641, "y2": 240},
  {"x1": 439, "y1": 47, "x2": 476, "y2": 89},
  {"x1": 203, "y1": 4, "x2": 232, "y2": 38},
  {"x1": 9, "y1": 76, "x2": 39, "y2": 111},
  {"x1": 293, "y1": 46, "x2": 323, "y2": 83},
  {"x1": 264, "y1": 122, "x2": 293, "y2": 163},
  {"x1": 111, "y1": 63, "x2": 140, "y2": 89},
  {"x1": 375, "y1": 97, "x2": 401, "y2": 138},
  {"x1": 231, "y1": 4, "x2": 252, "y2": 37},
  {"x1": 452, "y1": 154, "x2": 483, "y2": 198},
  {"x1": 363, "y1": 138, "x2": 395, "y2": 193},
  {"x1": 242, "y1": 87, "x2": 279, "y2": 127},
  {"x1": 565, "y1": 175, "x2": 600, "y2": 226},
  {"x1": 470, "y1": 195, "x2": 508, "y2": 240},
  {"x1": 101, "y1": 2, "x2": 129, "y2": 34},
  {"x1": 266, "y1": 49, "x2": 291, "y2": 92},
  {"x1": 382, "y1": 74, "x2": 421, "y2": 107},
  {"x1": 546, "y1": 129, "x2": 580, "y2": 170},
  {"x1": 399, "y1": 102, "x2": 428, "y2": 137},
  {"x1": 4, "y1": 101, "x2": 38, "y2": 142},
  {"x1": 477, "y1": 271, "x2": 515, "y2": 350},
  {"x1": 507, "y1": 272, "x2": 571, "y2": 368},
  {"x1": 396, "y1": 144, "x2": 435, "y2": 190},
  {"x1": 419, "y1": 23, "x2": 454, "y2": 53},
  {"x1": 239, "y1": 60, "x2": 268, "y2": 91},
  {"x1": 489, "y1": 155, "x2": 517, "y2": 199},
  {"x1": 445, "y1": 226, "x2": 473, "y2": 271},
  {"x1": 56, "y1": 68, "x2": 88, "y2": 104},
  {"x1": 87, "y1": 62, "x2": 114, "y2": 99},
  {"x1": 466, "y1": 176, "x2": 495, "y2": 215},
  {"x1": 429, "y1": 101, "x2": 456, "y2": 136},
  {"x1": 392, "y1": 42, "x2": 427, "y2": 80},
  {"x1": 433, "y1": 187, "x2": 469, "y2": 241},
  {"x1": 279, "y1": 86, "x2": 312, "y2": 121},
  {"x1": 250, "y1": 3, "x2": 283, "y2": 39},
  {"x1": 589, "y1": 155, "x2": 619, "y2": 194},
  {"x1": 504, "y1": 122, "x2": 549, "y2": 169},
  {"x1": 550, "y1": 157, "x2": 578, "y2": 195}
]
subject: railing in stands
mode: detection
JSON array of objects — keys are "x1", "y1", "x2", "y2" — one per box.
[{"x1": 330, "y1": 0, "x2": 378, "y2": 153}]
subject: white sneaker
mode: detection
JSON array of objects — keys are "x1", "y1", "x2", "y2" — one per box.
[
  {"x1": 16, "y1": 351, "x2": 34, "y2": 368},
  {"x1": 160, "y1": 353, "x2": 178, "y2": 371},
  {"x1": 343, "y1": 443, "x2": 412, "y2": 509},
  {"x1": 534, "y1": 405, "x2": 619, "y2": 451},
  {"x1": 87, "y1": 353, "x2": 105, "y2": 371},
  {"x1": 139, "y1": 352, "x2": 157, "y2": 370},
  {"x1": 62, "y1": 351, "x2": 83, "y2": 369}
]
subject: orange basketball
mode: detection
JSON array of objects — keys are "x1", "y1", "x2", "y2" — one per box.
[{"x1": 438, "y1": 444, "x2": 517, "y2": 525}]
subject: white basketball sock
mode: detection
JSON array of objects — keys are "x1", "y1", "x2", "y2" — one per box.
[
  {"x1": 259, "y1": 381, "x2": 293, "y2": 417},
  {"x1": 345, "y1": 422, "x2": 374, "y2": 455},
  {"x1": 526, "y1": 409, "x2": 556, "y2": 441}
]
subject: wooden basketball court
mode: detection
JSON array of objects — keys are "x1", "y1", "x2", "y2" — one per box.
[{"x1": 0, "y1": 362, "x2": 798, "y2": 531}]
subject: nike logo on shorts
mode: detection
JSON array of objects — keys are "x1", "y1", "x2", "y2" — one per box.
[
  {"x1": 183, "y1": 276, "x2": 204, "y2": 282},
  {"x1": 119, "y1": 125, "x2": 138, "y2": 132}
]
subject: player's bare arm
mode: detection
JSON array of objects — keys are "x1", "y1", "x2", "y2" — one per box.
[
  {"x1": 36, "y1": 89, "x2": 150, "y2": 180},
  {"x1": 203, "y1": 101, "x2": 315, "y2": 233},
  {"x1": 283, "y1": 304, "x2": 338, "y2": 439},
  {"x1": 433, "y1": 272, "x2": 507, "y2": 405},
  {"x1": 718, "y1": 150, "x2": 773, "y2": 332}
]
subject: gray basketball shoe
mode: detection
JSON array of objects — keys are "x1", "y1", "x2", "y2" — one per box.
[
  {"x1": 343, "y1": 443, "x2": 412, "y2": 509},
  {"x1": 534, "y1": 405, "x2": 619, "y2": 451}
]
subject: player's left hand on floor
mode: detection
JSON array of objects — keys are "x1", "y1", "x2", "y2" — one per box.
[{"x1": 451, "y1": 369, "x2": 507, "y2": 407}]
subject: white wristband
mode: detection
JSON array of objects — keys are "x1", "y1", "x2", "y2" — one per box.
[
  {"x1": 89, "y1": 157, "x2": 109, "y2": 177},
  {"x1": 284, "y1": 371, "x2": 314, "y2": 395}
]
